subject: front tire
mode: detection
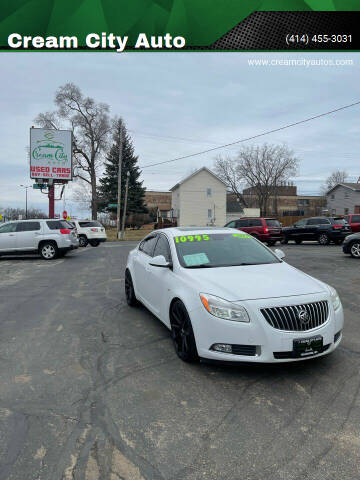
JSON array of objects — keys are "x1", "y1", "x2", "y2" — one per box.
[
  {"x1": 333, "y1": 239, "x2": 344, "y2": 245},
  {"x1": 40, "y1": 242, "x2": 58, "y2": 260},
  {"x1": 281, "y1": 237, "x2": 288, "y2": 245},
  {"x1": 170, "y1": 300, "x2": 199, "y2": 363},
  {"x1": 79, "y1": 235, "x2": 88, "y2": 247},
  {"x1": 350, "y1": 241, "x2": 360, "y2": 259},
  {"x1": 125, "y1": 270, "x2": 138, "y2": 306},
  {"x1": 295, "y1": 239, "x2": 302, "y2": 245},
  {"x1": 318, "y1": 233, "x2": 330, "y2": 245},
  {"x1": 267, "y1": 240, "x2": 276, "y2": 246}
]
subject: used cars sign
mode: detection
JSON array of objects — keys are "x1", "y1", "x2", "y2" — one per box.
[{"x1": 30, "y1": 128, "x2": 72, "y2": 181}]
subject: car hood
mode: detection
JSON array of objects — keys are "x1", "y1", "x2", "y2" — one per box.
[{"x1": 184, "y1": 262, "x2": 327, "y2": 301}]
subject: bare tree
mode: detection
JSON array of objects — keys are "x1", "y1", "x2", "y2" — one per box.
[
  {"x1": 321, "y1": 169, "x2": 348, "y2": 194},
  {"x1": 215, "y1": 144, "x2": 298, "y2": 216},
  {"x1": 2, "y1": 207, "x2": 47, "y2": 220},
  {"x1": 213, "y1": 155, "x2": 247, "y2": 207},
  {"x1": 35, "y1": 83, "x2": 112, "y2": 219}
]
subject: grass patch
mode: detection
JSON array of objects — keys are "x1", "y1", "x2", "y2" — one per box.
[{"x1": 106, "y1": 228, "x2": 153, "y2": 242}]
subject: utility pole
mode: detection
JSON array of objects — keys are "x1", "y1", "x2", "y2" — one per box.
[
  {"x1": 121, "y1": 171, "x2": 130, "y2": 240},
  {"x1": 116, "y1": 119, "x2": 123, "y2": 239},
  {"x1": 20, "y1": 185, "x2": 31, "y2": 219}
]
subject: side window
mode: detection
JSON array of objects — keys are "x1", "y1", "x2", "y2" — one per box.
[
  {"x1": 226, "y1": 221, "x2": 236, "y2": 228},
  {"x1": 306, "y1": 218, "x2": 318, "y2": 225},
  {"x1": 16, "y1": 222, "x2": 40, "y2": 232},
  {"x1": 352, "y1": 215, "x2": 360, "y2": 223},
  {"x1": 0, "y1": 223, "x2": 17, "y2": 233},
  {"x1": 153, "y1": 235, "x2": 171, "y2": 262},
  {"x1": 236, "y1": 219, "x2": 249, "y2": 228},
  {"x1": 139, "y1": 236, "x2": 158, "y2": 257},
  {"x1": 249, "y1": 219, "x2": 262, "y2": 227},
  {"x1": 294, "y1": 219, "x2": 306, "y2": 227}
]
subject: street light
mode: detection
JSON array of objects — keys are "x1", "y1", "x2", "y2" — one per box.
[{"x1": 20, "y1": 185, "x2": 31, "y2": 219}]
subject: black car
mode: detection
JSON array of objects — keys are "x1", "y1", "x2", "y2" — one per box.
[
  {"x1": 343, "y1": 233, "x2": 360, "y2": 258},
  {"x1": 282, "y1": 217, "x2": 352, "y2": 245}
]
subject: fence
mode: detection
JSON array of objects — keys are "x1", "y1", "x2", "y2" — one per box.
[{"x1": 276, "y1": 216, "x2": 304, "y2": 226}]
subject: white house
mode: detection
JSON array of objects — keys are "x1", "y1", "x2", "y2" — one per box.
[{"x1": 170, "y1": 167, "x2": 227, "y2": 227}]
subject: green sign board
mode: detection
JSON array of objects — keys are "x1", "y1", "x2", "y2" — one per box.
[
  {"x1": 33, "y1": 183, "x2": 48, "y2": 190},
  {"x1": 108, "y1": 203, "x2": 118, "y2": 208}
]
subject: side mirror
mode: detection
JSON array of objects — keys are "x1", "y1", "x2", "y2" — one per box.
[
  {"x1": 274, "y1": 248, "x2": 285, "y2": 260},
  {"x1": 149, "y1": 255, "x2": 172, "y2": 268}
]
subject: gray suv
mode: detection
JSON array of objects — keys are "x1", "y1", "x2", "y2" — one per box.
[{"x1": 0, "y1": 219, "x2": 79, "y2": 260}]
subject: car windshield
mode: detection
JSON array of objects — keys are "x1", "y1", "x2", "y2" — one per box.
[{"x1": 174, "y1": 233, "x2": 280, "y2": 268}]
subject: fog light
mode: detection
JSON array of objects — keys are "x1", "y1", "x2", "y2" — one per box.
[{"x1": 211, "y1": 343, "x2": 232, "y2": 353}]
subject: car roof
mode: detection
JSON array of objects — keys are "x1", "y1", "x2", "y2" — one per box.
[{"x1": 155, "y1": 227, "x2": 234, "y2": 238}]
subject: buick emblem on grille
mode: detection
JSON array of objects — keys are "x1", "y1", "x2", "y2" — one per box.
[{"x1": 298, "y1": 309, "x2": 310, "y2": 324}]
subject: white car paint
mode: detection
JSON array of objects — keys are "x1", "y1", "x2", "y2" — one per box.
[
  {"x1": 70, "y1": 220, "x2": 107, "y2": 245},
  {"x1": 126, "y1": 227, "x2": 344, "y2": 363}
]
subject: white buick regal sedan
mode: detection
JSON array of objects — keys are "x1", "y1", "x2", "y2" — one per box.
[{"x1": 125, "y1": 227, "x2": 343, "y2": 364}]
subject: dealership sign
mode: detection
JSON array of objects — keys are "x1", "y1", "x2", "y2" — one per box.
[{"x1": 30, "y1": 128, "x2": 72, "y2": 181}]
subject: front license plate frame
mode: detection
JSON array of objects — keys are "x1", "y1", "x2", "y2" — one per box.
[{"x1": 293, "y1": 335, "x2": 323, "y2": 357}]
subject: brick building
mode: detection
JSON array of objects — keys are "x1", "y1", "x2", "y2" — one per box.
[
  {"x1": 144, "y1": 190, "x2": 172, "y2": 218},
  {"x1": 239, "y1": 185, "x2": 325, "y2": 217}
]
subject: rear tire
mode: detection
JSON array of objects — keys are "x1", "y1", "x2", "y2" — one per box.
[
  {"x1": 170, "y1": 300, "x2": 199, "y2": 363},
  {"x1": 89, "y1": 240, "x2": 100, "y2": 247},
  {"x1": 39, "y1": 242, "x2": 58, "y2": 260},
  {"x1": 333, "y1": 239, "x2": 344, "y2": 245},
  {"x1": 281, "y1": 237, "x2": 288, "y2": 245},
  {"x1": 295, "y1": 239, "x2": 302, "y2": 245},
  {"x1": 125, "y1": 270, "x2": 138, "y2": 306},
  {"x1": 79, "y1": 236, "x2": 88, "y2": 247},
  {"x1": 267, "y1": 241, "x2": 276, "y2": 246},
  {"x1": 350, "y1": 241, "x2": 360, "y2": 258},
  {"x1": 318, "y1": 233, "x2": 330, "y2": 245}
]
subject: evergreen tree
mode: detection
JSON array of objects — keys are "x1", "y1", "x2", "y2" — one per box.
[{"x1": 98, "y1": 119, "x2": 147, "y2": 218}]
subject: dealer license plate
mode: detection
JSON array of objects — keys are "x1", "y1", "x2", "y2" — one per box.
[{"x1": 293, "y1": 335, "x2": 323, "y2": 357}]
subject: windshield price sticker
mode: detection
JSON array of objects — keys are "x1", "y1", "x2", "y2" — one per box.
[
  {"x1": 175, "y1": 235, "x2": 209, "y2": 243},
  {"x1": 232, "y1": 233, "x2": 251, "y2": 238},
  {"x1": 183, "y1": 252, "x2": 210, "y2": 267}
]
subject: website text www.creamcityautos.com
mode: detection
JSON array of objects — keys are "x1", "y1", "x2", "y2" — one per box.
[{"x1": 248, "y1": 58, "x2": 354, "y2": 67}]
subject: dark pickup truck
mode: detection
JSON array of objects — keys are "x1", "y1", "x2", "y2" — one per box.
[{"x1": 282, "y1": 216, "x2": 352, "y2": 245}]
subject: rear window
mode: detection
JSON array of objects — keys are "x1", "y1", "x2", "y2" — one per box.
[
  {"x1": 79, "y1": 221, "x2": 103, "y2": 228},
  {"x1": 265, "y1": 219, "x2": 281, "y2": 227},
  {"x1": 46, "y1": 220, "x2": 72, "y2": 230},
  {"x1": 331, "y1": 218, "x2": 347, "y2": 225}
]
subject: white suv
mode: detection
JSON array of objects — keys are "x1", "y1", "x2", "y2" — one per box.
[
  {"x1": 70, "y1": 220, "x2": 107, "y2": 247},
  {"x1": 0, "y1": 219, "x2": 79, "y2": 260}
]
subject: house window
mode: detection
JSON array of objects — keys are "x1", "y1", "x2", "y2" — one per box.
[
  {"x1": 206, "y1": 188, "x2": 212, "y2": 197},
  {"x1": 332, "y1": 209, "x2": 336, "y2": 215},
  {"x1": 208, "y1": 209, "x2": 212, "y2": 219},
  {"x1": 330, "y1": 194, "x2": 335, "y2": 200},
  {"x1": 345, "y1": 192, "x2": 350, "y2": 199},
  {"x1": 344, "y1": 208, "x2": 349, "y2": 215}
]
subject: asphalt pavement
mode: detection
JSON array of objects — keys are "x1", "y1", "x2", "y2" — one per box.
[{"x1": 0, "y1": 242, "x2": 359, "y2": 480}]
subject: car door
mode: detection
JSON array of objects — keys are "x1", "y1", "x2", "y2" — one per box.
[
  {"x1": 132, "y1": 235, "x2": 158, "y2": 305},
  {"x1": 15, "y1": 221, "x2": 41, "y2": 250},
  {"x1": 0, "y1": 222, "x2": 17, "y2": 251},
  {"x1": 288, "y1": 219, "x2": 307, "y2": 240},
  {"x1": 146, "y1": 233, "x2": 173, "y2": 319},
  {"x1": 350, "y1": 215, "x2": 360, "y2": 233}
]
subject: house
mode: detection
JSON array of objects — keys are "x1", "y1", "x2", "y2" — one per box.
[
  {"x1": 144, "y1": 190, "x2": 172, "y2": 219},
  {"x1": 170, "y1": 167, "x2": 226, "y2": 227},
  {"x1": 226, "y1": 194, "x2": 260, "y2": 222},
  {"x1": 326, "y1": 183, "x2": 360, "y2": 216},
  {"x1": 242, "y1": 185, "x2": 326, "y2": 217}
]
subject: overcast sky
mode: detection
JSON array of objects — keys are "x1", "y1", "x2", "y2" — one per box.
[{"x1": 0, "y1": 52, "x2": 359, "y2": 218}]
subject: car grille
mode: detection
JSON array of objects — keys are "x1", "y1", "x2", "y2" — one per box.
[
  {"x1": 261, "y1": 301, "x2": 329, "y2": 331},
  {"x1": 273, "y1": 344, "x2": 330, "y2": 359}
]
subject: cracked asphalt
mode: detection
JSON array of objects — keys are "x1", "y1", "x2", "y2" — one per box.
[{"x1": 0, "y1": 241, "x2": 359, "y2": 480}]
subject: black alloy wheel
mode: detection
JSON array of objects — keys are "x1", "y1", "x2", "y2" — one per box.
[
  {"x1": 170, "y1": 300, "x2": 198, "y2": 362},
  {"x1": 79, "y1": 236, "x2": 88, "y2": 247},
  {"x1": 125, "y1": 270, "x2": 138, "y2": 306},
  {"x1": 318, "y1": 233, "x2": 330, "y2": 245}
]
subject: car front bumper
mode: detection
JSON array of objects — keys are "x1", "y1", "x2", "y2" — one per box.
[{"x1": 190, "y1": 293, "x2": 343, "y2": 363}]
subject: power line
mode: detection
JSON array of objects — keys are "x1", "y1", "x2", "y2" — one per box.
[{"x1": 140, "y1": 100, "x2": 360, "y2": 169}]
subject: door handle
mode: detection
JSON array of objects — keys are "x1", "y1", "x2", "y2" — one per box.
[{"x1": 9, "y1": 234, "x2": 15, "y2": 236}]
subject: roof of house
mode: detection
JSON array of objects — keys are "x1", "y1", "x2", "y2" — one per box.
[
  {"x1": 157, "y1": 204, "x2": 172, "y2": 211},
  {"x1": 327, "y1": 182, "x2": 360, "y2": 195},
  {"x1": 169, "y1": 166, "x2": 227, "y2": 191}
]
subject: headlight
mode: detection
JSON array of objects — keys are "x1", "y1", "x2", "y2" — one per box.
[
  {"x1": 329, "y1": 286, "x2": 341, "y2": 311},
  {"x1": 199, "y1": 293, "x2": 250, "y2": 322}
]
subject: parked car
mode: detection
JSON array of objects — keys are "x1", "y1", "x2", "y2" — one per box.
[
  {"x1": 344, "y1": 214, "x2": 360, "y2": 233},
  {"x1": 125, "y1": 227, "x2": 343, "y2": 363},
  {"x1": 69, "y1": 220, "x2": 107, "y2": 247},
  {"x1": 342, "y1": 232, "x2": 360, "y2": 258},
  {"x1": 225, "y1": 218, "x2": 283, "y2": 246},
  {"x1": 282, "y1": 217, "x2": 352, "y2": 245},
  {"x1": 0, "y1": 219, "x2": 79, "y2": 260}
]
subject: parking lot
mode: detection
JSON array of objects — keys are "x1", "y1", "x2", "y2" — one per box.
[{"x1": 0, "y1": 242, "x2": 359, "y2": 480}]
